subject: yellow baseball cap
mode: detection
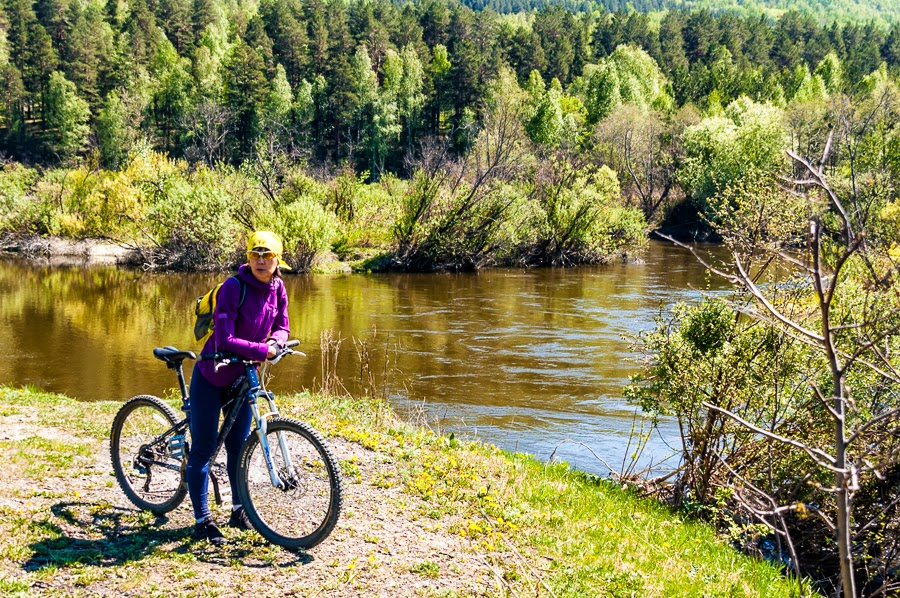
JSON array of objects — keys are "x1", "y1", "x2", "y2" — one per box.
[{"x1": 246, "y1": 231, "x2": 291, "y2": 270}]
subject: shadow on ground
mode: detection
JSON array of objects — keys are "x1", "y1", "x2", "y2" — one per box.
[{"x1": 22, "y1": 501, "x2": 314, "y2": 571}]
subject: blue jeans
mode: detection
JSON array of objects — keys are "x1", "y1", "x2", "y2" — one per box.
[{"x1": 186, "y1": 364, "x2": 252, "y2": 522}]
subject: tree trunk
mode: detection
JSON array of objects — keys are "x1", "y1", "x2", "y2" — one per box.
[{"x1": 833, "y1": 377, "x2": 856, "y2": 598}]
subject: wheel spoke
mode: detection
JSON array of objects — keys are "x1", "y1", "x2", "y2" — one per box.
[
  {"x1": 238, "y1": 419, "x2": 342, "y2": 549},
  {"x1": 111, "y1": 396, "x2": 186, "y2": 514}
]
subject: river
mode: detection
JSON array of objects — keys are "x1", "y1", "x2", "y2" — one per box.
[{"x1": 0, "y1": 240, "x2": 728, "y2": 476}]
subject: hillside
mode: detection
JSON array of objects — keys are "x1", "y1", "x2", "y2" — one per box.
[
  {"x1": 461, "y1": 0, "x2": 900, "y2": 25},
  {"x1": 1, "y1": 0, "x2": 898, "y2": 172}
]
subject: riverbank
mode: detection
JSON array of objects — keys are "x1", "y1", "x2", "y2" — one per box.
[
  {"x1": 0, "y1": 232, "x2": 648, "y2": 274},
  {"x1": 0, "y1": 154, "x2": 647, "y2": 273},
  {"x1": 0, "y1": 233, "x2": 359, "y2": 273},
  {"x1": 0, "y1": 386, "x2": 808, "y2": 597}
]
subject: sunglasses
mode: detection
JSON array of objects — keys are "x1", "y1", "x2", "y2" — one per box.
[{"x1": 247, "y1": 250, "x2": 277, "y2": 261}]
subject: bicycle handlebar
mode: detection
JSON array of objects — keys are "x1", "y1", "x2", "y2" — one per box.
[{"x1": 198, "y1": 340, "x2": 304, "y2": 367}]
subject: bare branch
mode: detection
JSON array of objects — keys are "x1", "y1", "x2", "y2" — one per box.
[
  {"x1": 715, "y1": 450, "x2": 836, "y2": 539},
  {"x1": 809, "y1": 382, "x2": 842, "y2": 422},
  {"x1": 701, "y1": 402, "x2": 840, "y2": 471},
  {"x1": 786, "y1": 149, "x2": 854, "y2": 241},
  {"x1": 820, "y1": 127, "x2": 834, "y2": 168},
  {"x1": 846, "y1": 406, "x2": 900, "y2": 446},
  {"x1": 733, "y1": 254, "x2": 825, "y2": 342}
]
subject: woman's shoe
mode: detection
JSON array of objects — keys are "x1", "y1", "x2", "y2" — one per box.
[
  {"x1": 227, "y1": 506, "x2": 253, "y2": 530},
  {"x1": 193, "y1": 518, "x2": 227, "y2": 545}
]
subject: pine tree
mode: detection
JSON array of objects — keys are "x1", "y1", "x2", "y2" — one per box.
[
  {"x1": 245, "y1": 15, "x2": 275, "y2": 78},
  {"x1": 223, "y1": 40, "x2": 268, "y2": 158},
  {"x1": 420, "y1": 0, "x2": 450, "y2": 49},
  {"x1": 261, "y1": 0, "x2": 308, "y2": 88},
  {"x1": 26, "y1": 23, "x2": 57, "y2": 121},
  {"x1": 0, "y1": 63, "x2": 24, "y2": 149},
  {"x1": 34, "y1": 0, "x2": 68, "y2": 48},
  {"x1": 192, "y1": 0, "x2": 216, "y2": 41},
  {"x1": 533, "y1": 6, "x2": 576, "y2": 85},
  {"x1": 63, "y1": 2, "x2": 113, "y2": 113},
  {"x1": 159, "y1": 0, "x2": 194, "y2": 54}
]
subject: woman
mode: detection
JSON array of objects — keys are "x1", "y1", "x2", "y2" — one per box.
[{"x1": 187, "y1": 231, "x2": 290, "y2": 545}]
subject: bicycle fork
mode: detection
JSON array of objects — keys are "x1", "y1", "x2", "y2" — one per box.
[{"x1": 247, "y1": 375, "x2": 298, "y2": 491}]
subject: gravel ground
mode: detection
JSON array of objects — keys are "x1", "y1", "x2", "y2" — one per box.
[{"x1": 0, "y1": 411, "x2": 503, "y2": 597}]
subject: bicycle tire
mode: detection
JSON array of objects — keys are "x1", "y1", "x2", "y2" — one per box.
[
  {"x1": 110, "y1": 394, "x2": 187, "y2": 514},
  {"x1": 236, "y1": 417, "x2": 343, "y2": 550}
]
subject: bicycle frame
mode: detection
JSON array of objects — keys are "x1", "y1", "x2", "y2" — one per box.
[{"x1": 150, "y1": 344, "x2": 304, "y2": 503}]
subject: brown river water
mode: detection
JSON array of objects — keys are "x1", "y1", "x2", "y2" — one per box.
[{"x1": 0, "y1": 240, "x2": 728, "y2": 476}]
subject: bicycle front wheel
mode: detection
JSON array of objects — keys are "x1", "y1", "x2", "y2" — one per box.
[
  {"x1": 237, "y1": 417, "x2": 343, "y2": 550},
  {"x1": 110, "y1": 395, "x2": 187, "y2": 514}
]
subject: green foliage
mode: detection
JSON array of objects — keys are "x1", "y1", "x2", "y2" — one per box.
[
  {"x1": 44, "y1": 71, "x2": 90, "y2": 159},
  {"x1": 580, "y1": 44, "x2": 672, "y2": 124},
  {"x1": 256, "y1": 187, "x2": 338, "y2": 271},
  {"x1": 706, "y1": 169, "x2": 809, "y2": 252},
  {"x1": 633, "y1": 109, "x2": 900, "y2": 591},
  {"x1": 151, "y1": 39, "x2": 195, "y2": 149},
  {"x1": 678, "y1": 97, "x2": 787, "y2": 207},
  {"x1": 790, "y1": 65, "x2": 828, "y2": 104},
  {"x1": 814, "y1": 52, "x2": 844, "y2": 96},
  {"x1": 96, "y1": 92, "x2": 141, "y2": 169},
  {"x1": 626, "y1": 298, "x2": 824, "y2": 502},
  {"x1": 331, "y1": 174, "x2": 402, "y2": 257},
  {"x1": 2, "y1": 0, "x2": 900, "y2": 176},
  {"x1": 525, "y1": 78, "x2": 585, "y2": 149},
  {"x1": 527, "y1": 160, "x2": 643, "y2": 264},
  {"x1": 0, "y1": 162, "x2": 38, "y2": 232},
  {"x1": 223, "y1": 40, "x2": 268, "y2": 155},
  {"x1": 144, "y1": 165, "x2": 242, "y2": 269},
  {"x1": 263, "y1": 64, "x2": 293, "y2": 127}
]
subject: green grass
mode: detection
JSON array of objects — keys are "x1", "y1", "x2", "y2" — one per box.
[
  {"x1": 411, "y1": 560, "x2": 441, "y2": 578},
  {"x1": 0, "y1": 385, "x2": 814, "y2": 597},
  {"x1": 281, "y1": 391, "x2": 813, "y2": 597}
]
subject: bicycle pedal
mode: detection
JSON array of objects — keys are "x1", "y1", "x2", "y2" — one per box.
[{"x1": 168, "y1": 434, "x2": 187, "y2": 458}]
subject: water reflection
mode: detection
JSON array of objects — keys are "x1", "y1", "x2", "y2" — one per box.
[{"x1": 0, "y1": 241, "x2": 729, "y2": 475}]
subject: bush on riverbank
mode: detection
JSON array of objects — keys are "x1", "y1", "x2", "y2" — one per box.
[
  {"x1": 0, "y1": 140, "x2": 645, "y2": 271},
  {"x1": 0, "y1": 385, "x2": 810, "y2": 596}
]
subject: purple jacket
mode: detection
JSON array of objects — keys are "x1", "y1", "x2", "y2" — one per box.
[{"x1": 196, "y1": 264, "x2": 290, "y2": 387}]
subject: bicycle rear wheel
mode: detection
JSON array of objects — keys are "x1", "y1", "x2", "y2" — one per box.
[
  {"x1": 110, "y1": 395, "x2": 187, "y2": 514},
  {"x1": 236, "y1": 417, "x2": 342, "y2": 550}
]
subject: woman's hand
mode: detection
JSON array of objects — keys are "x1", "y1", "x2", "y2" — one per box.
[{"x1": 266, "y1": 340, "x2": 277, "y2": 359}]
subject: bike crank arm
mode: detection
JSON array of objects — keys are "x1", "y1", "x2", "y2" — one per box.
[{"x1": 139, "y1": 459, "x2": 184, "y2": 473}]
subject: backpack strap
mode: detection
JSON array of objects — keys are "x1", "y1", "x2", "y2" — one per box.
[{"x1": 232, "y1": 275, "x2": 247, "y2": 309}]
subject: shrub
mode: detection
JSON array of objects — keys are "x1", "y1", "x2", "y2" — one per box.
[
  {"x1": 333, "y1": 175, "x2": 404, "y2": 257},
  {"x1": 526, "y1": 161, "x2": 643, "y2": 264},
  {"x1": 145, "y1": 169, "x2": 242, "y2": 269},
  {"x1": 678, "y1": 98, "x2": 787, "y2": 209},
  {"x1": 256, "y1": 193, "x2": 338, "y2": 271},
  {"x1": 0, "y1": 163, "x2": 39, "y2": 232}
]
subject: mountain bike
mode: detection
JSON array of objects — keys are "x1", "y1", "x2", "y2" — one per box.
[{"x1": 109, "y1": 341, "x2": 343, "y2": 550}]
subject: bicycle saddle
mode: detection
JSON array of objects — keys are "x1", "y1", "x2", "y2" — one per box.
[{"x1": 153, "y1": 346, "x2": 197, "y2": 364}]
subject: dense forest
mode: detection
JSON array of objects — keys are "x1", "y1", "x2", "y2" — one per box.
[
  {"x1": 1, "y1": 0, "x2": 900, "y2": 170},
  {"x1": 461, "y1": 0, "x2": 900, "y2": 26},
  {"x1": 2, "y1": 0, "x2": 900, "y2": 271}
]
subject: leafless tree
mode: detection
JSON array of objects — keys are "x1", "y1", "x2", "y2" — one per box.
[
  {"x1": 183, "y1": 101, "x2": 233, "y2": 166},
  {"x1": 393, "y1": 98, "x2": 528, "y2": 270},
  {"x1": 661, "y1": 131, "x2": 900, "y2": 596},
  {"x1": 592, "y1": 105, "x2": 684, "y2": 223}
]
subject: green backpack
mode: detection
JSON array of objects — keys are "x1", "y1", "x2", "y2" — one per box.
[{"x1": 193, "y1": 275, "x2": 247, "y2": 345}]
